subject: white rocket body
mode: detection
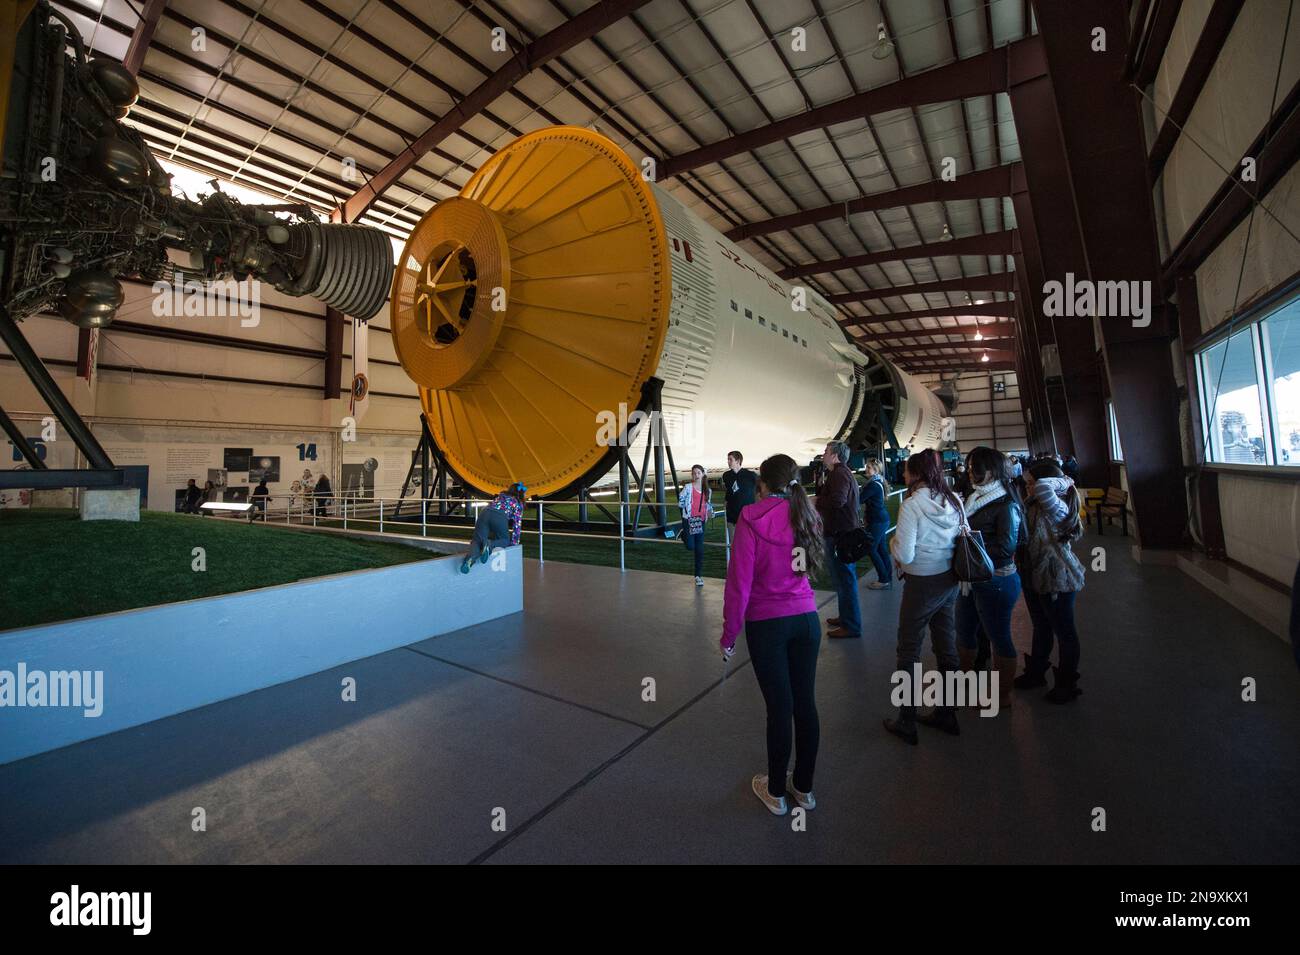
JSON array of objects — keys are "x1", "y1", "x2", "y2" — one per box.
[{"x1": 634, "y1": 185, "x2": 950, "y2": 471}]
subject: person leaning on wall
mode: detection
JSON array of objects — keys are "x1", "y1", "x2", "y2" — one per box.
[{"x1": 461, "y1": 482, "x2": 526, "y2": 574}]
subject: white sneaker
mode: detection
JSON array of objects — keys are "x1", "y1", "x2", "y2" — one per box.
[
  {"x1": 752, "y1": 774, "x2": 788, "y2": 815},
  {"x1": 866, "y1": 581, "x2": 889, "y2": 590},
  {"x1": 786, "y1": 771, "x2": 816, "y2": 810},
  {"x1": 695, "y1": 576, "x2": 705, "y2": 587}
]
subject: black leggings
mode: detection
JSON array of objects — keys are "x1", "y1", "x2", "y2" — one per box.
[{"x1": 745, "y1": 611, "x2": 821, "y2": 797}]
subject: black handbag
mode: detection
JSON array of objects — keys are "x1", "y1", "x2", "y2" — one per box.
[
  {"x1": 952, "y1": 500, "x2": 995, "y2": 582},
  {"x1": 834, "y1": 525, "x2": 874, "y2": 564}
]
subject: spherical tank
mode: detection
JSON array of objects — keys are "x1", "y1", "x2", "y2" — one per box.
[{"x1": 390, "y1": 126, "x2": 950, "y2": 497}]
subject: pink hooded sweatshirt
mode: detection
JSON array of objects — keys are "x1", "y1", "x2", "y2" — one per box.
[{"x1": 721, "y1": 496, "x2": 818, "y2": 651}]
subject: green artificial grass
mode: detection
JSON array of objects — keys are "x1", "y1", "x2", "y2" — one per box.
[{"x1": 0, "y1": 509, "x2": 433, "y2": 631}]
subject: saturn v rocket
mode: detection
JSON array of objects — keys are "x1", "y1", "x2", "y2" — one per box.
[{"x1": 389, "y1": 126, "x2": 950, "y2": 498}]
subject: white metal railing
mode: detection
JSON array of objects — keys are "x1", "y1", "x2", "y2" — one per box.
[
  {"x1": 238, "y1": 485, "x2": 906, "y2": 573},
  {"x1": 244, "y1": 493, "x2": 732, "y2": 573}
]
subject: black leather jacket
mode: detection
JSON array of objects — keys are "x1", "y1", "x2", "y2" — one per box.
[{"x1": 966, "y1": 493, "x2": 1022, "y2": 569}]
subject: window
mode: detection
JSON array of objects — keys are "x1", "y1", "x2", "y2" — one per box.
[
  {"x1": 1263, "y1": 299, "x2": 1300, "y2": 464},
  {"x1": 1107, "y1": 401, "x2": 1123, "y2": 462},
  {"x1": 782, "y1": 329, "x2": 789, "y2": 338},
  {"x1": 802, "y1": 339, "x2": 807, "y2": 347},
  {"x1": 745, "y1": 308, "x2": 753, "y2": 319},
  {"x1": 1194, "y1": 292, "x2": 1300, "y2": 466},
  {"x1": 730, "y1": 300, "x2": 737, "y2": 312},
  {"x1": 758, "y1": 316, "x2": 765, "y2": 326}
]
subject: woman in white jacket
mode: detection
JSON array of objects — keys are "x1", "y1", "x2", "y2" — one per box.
[
  {"x1": 678, "y1": 464, "x2": 714, "y2": 586},
  {"x1": 884, "y1": 449, "x2": 964, "y2": 745}
]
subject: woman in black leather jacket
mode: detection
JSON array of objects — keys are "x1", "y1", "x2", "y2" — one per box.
[{"x1": 954, "y1": 446, "x2": 1024, "y2": 711}]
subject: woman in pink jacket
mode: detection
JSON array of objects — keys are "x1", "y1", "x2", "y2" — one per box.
[{"x1": 720, "y1": 453, "x2": 825, "y2": 816}]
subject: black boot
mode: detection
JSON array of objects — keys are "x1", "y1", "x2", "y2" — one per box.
[
  {"x1": 883, "y1": 706, "x2": 918, "y2": 745},
  {"x1": 973, "y1": 631, "x2": 991, "y2": 671},
  {"x1": 1045, "y1": 666, "x2": 1082, "y2": 703},
  {"x1": 1013, "y1": 653, "x2": 1050, "y2": 689},
  {"x1": 917, "y1": 705, "x2": 960, "y2": 736}
]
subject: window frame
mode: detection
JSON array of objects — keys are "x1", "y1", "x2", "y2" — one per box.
[{"x1": 1193, "y1": 287, "x2": 1300, "y2": 471}]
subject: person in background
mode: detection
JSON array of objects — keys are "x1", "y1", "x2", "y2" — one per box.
[
  {"x1": 720, "y1": 453, "x2": 825, "y2": 817},
  {"x1": 199, "y1": 480, "x2": 216, "y2": 516},
  {"x1": 314, "y1": 473, "x2": 332, "y2": 517},
  {"x1": 884, "y1": 448, "x2": 963, "y2": 744},
  {"x1": 815, "y1": 440, "x2": 862, "y2": 639},
  {"x1": 678, "y1": 464, "x2": 714, "y2": 587},
  {"x1": 461, "y1": 482, "x2": 526, "y2": 574},
  {"x1": 723, "y1": 451, "x2": 758, "y2": 529},
  {"x1": 861, "y1": 457, "x2": 893, "y2": 591},
  {"x1": 1062, "y1": 453, "x2": 1079, "y2": 483},
  {"x1": 1014, "y1": 462, "x2": 1086, "y2": 702},
  {"x1": 182, "y1": 478, "x2": 203, "y2": 514},
  {"x1": 954, "y1": 446, "x2": 1023, "y2": 712},
  {"x1": 1008, "y1": 454, "x2": 1024, "y2": 481},
  {"x1": 252, "y1": 478, "x2": 270, "y2": 520}
]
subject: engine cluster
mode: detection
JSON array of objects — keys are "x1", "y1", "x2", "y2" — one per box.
[{"x1": 0, "y1": 2, "x2": 392, "y2": 329}]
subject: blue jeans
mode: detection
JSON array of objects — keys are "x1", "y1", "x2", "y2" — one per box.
[
  {"x1": 866, "y1": 521, "x2": 891, "y2": 583},
  {"x1": 956, "y1": 572, "x2": 1021, "y2": 658},
  {"x1": 684, "y1": 528, "x2": 704, "y2": 576},
  {"x1": 823, "y1": 538, "x2": 861, "y2": 636},
  {"x1": 1024, "y1": 589, "x2": 1080, "y2": 671}
]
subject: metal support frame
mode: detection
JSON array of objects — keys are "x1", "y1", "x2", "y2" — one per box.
[
  {"x1": 0, "y1": 403, "x2": 45, "y2": 469},
  {"x1": 0, "y1": 308, "x2": 118, "y2": 482}
]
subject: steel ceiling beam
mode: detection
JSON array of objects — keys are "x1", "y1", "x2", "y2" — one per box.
[
  {"x1": 122, "y1": 0, "x2": 166, "y2": 76},
  {"x1": 1128, "y1": 0, "x2": 1182, "y2": 88},
  {"x1": 856, "y1": 321, "x2": 1016, "y2": 343},
  {"x1": 659, "y1": 39, "x2": 1044, "y2": 178},
  {"x1": 1147, "y1": 0, "x2": 1245, "y2": 179},
  {"x1": 779, "y1": 230, "x2": 1018, "y2": 280},
  {"x1": 877, "y1": 338, "x2": 1016, "y2": 353},
  {"x1": 726, "y1": 163, "x2": 1021, "y2": 242},
  {"x1": 844, "y1": 302, "x2": 1016, "y2": 328},
  {"x1": 340, "y1": 0, "x2": 653, "y2": 223},
  {"x1": 828, "y1": 273, "x2": 1015, "y2": 305}
]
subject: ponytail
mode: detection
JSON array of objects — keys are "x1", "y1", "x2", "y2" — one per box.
[{"x1": 759, "y1": 454, "x2": 825, "y2": 578}]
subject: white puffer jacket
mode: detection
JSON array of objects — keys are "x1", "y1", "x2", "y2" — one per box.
[{"x1": 890, "y1": 487, "x2": 963, "y2": 576}]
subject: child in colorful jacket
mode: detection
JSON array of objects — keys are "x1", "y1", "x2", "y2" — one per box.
[{"x1": 461, "y1": 483, "x2": 526, "y2": 573}]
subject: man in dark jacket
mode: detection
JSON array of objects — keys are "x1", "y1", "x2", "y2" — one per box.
[
  {"x1": 816, "y1": 440, "x2": 862, "y2": 639},
  {"x1": 182, "y1": 479, "x2": 203, "y2": 514},
  {"x1": 722, "y1": 451, "x2": 757, "y2": 526}
]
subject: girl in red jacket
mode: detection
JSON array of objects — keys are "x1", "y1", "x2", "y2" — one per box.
[{"x1": 720, "y1": 454, "x2": 825, "y2": 816}]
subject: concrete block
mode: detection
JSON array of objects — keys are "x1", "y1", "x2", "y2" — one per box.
[
  {"x1": 79, "y1": 488, "x2": 140, "y2": 522},
  {"x1": 31, "y1": 489, "x2": 75, "y2": 508}
]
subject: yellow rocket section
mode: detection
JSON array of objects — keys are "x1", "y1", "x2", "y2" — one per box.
[{"x1": 391, "y1": 126, "x2": 671, "y2": 496}]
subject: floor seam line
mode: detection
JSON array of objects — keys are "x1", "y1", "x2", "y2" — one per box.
[
  {"x1": 467, "y1": 657, "x2": 753, "y2": 865},
  {"x1": 401, "y1": 645, "x2": 653, "y2": 731}
]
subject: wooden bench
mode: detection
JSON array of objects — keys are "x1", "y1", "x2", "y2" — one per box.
[{"x1": 1093, "y1": 487, "x2": 1129, "y2": 536}]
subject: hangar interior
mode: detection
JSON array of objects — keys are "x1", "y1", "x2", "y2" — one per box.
[{"x1": 0, "y1": 0, "x2": 1297, "y2": 865}]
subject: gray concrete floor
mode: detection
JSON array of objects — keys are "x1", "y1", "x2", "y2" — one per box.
[{"x1": 1, "y1": 533, "x2": 1297, "y2": 864}]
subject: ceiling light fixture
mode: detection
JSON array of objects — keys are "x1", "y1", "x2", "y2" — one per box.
[
  {"x1": 940, "y1": 223, "x2": 953, "y2": 242},
  {"x1": 981, "y1": 352, "x2": 989, "y2": 362},
  {"x1": 872, "y1": 22, "x2": 895, "y2": 60}
]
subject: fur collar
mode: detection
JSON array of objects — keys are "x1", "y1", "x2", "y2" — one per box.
[{"x1": 964, "y1": 481, "x2": 1007, "y2": 517}]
